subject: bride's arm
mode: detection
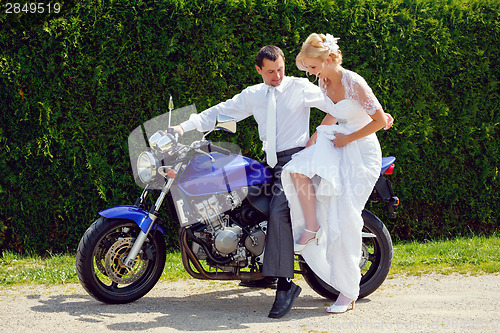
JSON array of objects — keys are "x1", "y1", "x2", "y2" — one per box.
[
  {"x1": 333, "y1": 74, "x2": 389, "y2": 148},
  {"x1": 332, "y1": 108, "x2": 387, "y2": 147},
  {"x1": 306, "y1": 113, "x2": 337, "y2": 147}
]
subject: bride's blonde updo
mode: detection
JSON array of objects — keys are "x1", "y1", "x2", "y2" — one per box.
[{"x1": 296, "y1": 33, "x2": 343, "y2": 72}]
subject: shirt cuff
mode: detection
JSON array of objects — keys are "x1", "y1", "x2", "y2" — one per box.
[{"x1": 180, "y1": 120, "x2": 197, "y2": 132}]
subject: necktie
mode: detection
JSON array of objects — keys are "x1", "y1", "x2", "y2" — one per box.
[{"x1": 266, "y1": 87, "x2": 278, "y2": 168}]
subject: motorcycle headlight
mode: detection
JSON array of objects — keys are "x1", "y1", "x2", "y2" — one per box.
[{"x1": 137, "y1": 151, "x2": 158, "y2": 183}]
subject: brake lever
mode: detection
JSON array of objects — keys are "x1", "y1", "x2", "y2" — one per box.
[{"x1": 194, "y1": 149, "x2": 215, "y2": 163}]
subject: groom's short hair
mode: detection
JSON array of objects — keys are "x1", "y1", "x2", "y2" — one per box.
[{"x1": 256, "y1": 45, "x2": 285, "y2": 69}]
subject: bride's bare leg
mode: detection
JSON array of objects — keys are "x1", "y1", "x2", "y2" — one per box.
[{"x1": 290, "y1": 172, "x2": 320, "y2": 245}]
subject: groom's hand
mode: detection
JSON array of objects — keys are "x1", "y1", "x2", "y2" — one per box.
[{"x1": 167, "y1": 125, "x2": 185, "y2": 136}]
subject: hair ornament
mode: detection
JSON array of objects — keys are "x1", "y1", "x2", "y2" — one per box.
[{"x1": 323, "y1": 34, "x2": 340, "y2": 53}]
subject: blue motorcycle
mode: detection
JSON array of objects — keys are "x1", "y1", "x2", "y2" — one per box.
[{"x1": 76, "y1": 105, "x2": 398, "y2": 304}]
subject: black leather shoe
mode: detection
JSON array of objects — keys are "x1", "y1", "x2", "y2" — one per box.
[
  {"x1": 239, "y1": 277, "x2": 277, "y2": 289},
  {"x1": 268, "y1": 281, "x2": 302, "y2": 318}
]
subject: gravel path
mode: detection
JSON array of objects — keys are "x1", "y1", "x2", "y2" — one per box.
[{"x1": 1, "y1": 274, "x2": 499, "y2": 332}]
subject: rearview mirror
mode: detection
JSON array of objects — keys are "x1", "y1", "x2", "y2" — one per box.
[{"x1": 215, "y1": 115, "x2": 237, "y2": 133}]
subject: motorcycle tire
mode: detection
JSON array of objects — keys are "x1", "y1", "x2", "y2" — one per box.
[
  {"x1": 300, "y1": 209, "x2": 393, "y2": 300},
  {"x1": 76, "y1": 217, "x2": 166, "y2": 304}
]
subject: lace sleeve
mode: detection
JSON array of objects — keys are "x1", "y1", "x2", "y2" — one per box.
[{"x1": 344, "y1": 71, "x2": 382, "y2": 115}]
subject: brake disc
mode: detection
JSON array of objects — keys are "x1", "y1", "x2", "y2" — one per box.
[
  {"x1": 94, "y1": 245, "x2": 108, "y2": 276},
  {"x1": 359, "y1": 242, "x2": 369, "y2": 270},
  {"x1": 96, "y1": 232, "x2": 130, "y2": 276},
  {"x1": 104, "y1": 237, "x2": 149, "y2": 284}
]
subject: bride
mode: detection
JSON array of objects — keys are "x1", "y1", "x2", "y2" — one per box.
[{"x1": 281, "y1": 33, "x2": 389, "y2": 313}]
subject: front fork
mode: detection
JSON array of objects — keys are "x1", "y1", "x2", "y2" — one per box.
[{"x1": 124, "y1": 162, "x2": 182, "y2": 267}]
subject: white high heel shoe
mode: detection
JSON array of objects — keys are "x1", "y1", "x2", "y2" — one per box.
[
  {"x1": 294, "y1": 227, "x2": 323, "y2": 254},
  {"x1": 326, "y1": 301, "x2": 355, "y2": 313}
]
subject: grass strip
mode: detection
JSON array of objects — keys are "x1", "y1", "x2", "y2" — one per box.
[{"x1": 0, "y1": 234, "x2": 498, "y2": 287}]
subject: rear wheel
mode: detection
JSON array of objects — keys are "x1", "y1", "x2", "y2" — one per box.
[
  {"x1": 76, "y1": 217, "x2": 166, "y2": 304},
  {"x1": 300, "y1": 210, "x2": 392, "y2": 299}
]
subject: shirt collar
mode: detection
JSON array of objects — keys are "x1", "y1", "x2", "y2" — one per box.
[{"x1": 263, "y1": 76, "x2": 291, "y2": 94}]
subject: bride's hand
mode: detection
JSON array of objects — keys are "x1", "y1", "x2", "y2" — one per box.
[
  {"x1": 384, "y1": 113, "x2": 394, "y2": 130},
  {"x1": 332, "y1": 133, "x2": 350, "y2": 148}
]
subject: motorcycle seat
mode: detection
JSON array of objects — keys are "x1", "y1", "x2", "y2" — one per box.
[{"x1": 381, "y1": 156, "x2": 396, "y2": 174}]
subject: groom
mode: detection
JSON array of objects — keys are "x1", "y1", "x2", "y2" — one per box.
[{"x1": 172, "y1": 45, "x2": 393, "y2": 318}]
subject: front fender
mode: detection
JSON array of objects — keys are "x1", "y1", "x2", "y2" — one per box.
[{"x1": 98, "y1": 205, "x2": 166, "y2": 234}]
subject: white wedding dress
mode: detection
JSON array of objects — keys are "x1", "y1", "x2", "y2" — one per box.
[{"x1": 281, "y1": 69, "x2": 382, "y2": 301}]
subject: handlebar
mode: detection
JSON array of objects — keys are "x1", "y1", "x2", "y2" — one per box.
[
  {"x1": 201, "y1": 142, "x2": 232, "y2": 156},
  {"x1": 210, "y1": 144, "x2": 232, "y2": 156},
  {"x1": 164, "y1": 127, "x2": 231, "y2": 156}
]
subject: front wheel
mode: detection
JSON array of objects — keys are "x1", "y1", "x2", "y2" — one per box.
[
  {"x1": 76, "y1": 217, "x2": 166, "y2": 304},
  {"x1": 300, "y1": 210, "x2": 393, "y2": 300}
]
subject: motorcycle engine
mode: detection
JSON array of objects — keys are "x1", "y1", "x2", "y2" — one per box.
[
  {"x1": 214, "y1": 226, "x2": 242, "y2": 255},
  {"x1": 192, "y1": 192, "x2": 266, "y2": 264}
]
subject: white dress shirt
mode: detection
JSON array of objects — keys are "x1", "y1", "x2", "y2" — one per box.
[{"x1": 181, "y1": 76, "x2": 326, "y2": 153}]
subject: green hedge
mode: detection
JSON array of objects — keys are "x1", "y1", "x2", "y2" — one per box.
[{"x1": 1, "y1": 0, "x2": 499, "y2": 253}]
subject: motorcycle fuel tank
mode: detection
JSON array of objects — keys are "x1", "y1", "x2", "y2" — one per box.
[{"x1": 178, "y1": 152, "x2": 272, "y2": 196}]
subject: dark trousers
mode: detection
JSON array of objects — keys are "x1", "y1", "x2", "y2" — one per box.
[{"x1": 262, "y1": 147, "x2": 304, "y2": 279}]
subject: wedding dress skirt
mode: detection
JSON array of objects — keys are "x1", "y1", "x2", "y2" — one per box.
[{"x1": 281, "y1": 98, "x2": 382, "y2": 301}]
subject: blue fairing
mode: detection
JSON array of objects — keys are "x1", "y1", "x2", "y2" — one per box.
[
  {"x1": 99, "y1": 205, "x2": 166, "y2": 234},
  {"x1": 178, "y1": 152, "x2": 272, "y2": 196}
]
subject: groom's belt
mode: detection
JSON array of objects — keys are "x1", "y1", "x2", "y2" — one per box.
[{"x1": 277, "y1": 147, "x2": 304, "y2": 158}]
